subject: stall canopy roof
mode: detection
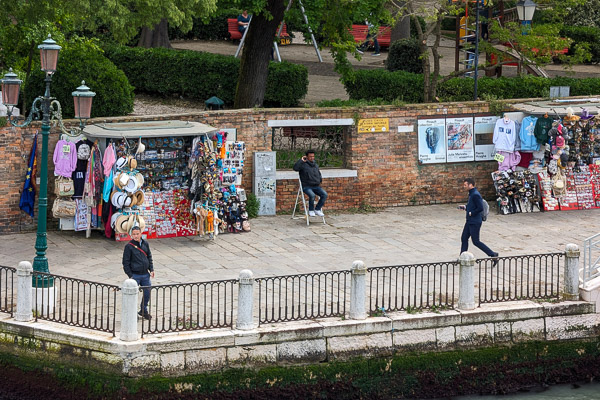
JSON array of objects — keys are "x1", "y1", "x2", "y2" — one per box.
[
  {"x1": 83, "y1": 120, "x2": 217, "y2": 138},
  {"x1": 511, "y1": 98, "x2": 600, "y2": 116}
]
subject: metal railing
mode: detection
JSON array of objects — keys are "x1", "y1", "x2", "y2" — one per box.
[
  {"x1": 33, "y1": 272, "x2": 120, "y2": 335},
  {"x1": 0, "y1": 266, "x2": 15, "y2": 316},
  {"x1": 140, "y1": 279, "x2": 237, "y2": 337},
  {"x1": 256, "y1": 271, "x2": 351, "y2": 325},
  {"x1": 368, "y1": 261, "x2": 458, "y2": 313},
  {"x1": 477, "y1": 253, "x2": 563, "y2": 305},
  {"x1": 583, "y1": 233, "x2": 600, "y2": 285}
]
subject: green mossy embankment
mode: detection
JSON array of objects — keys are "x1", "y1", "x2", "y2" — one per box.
[{"x1": 1, "y1": 340, "x2": 600, "y2": 399}]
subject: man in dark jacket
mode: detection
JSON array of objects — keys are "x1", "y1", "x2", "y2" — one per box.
[
  {"x1": 458, "y1": 178, "x2": 498, "y2": 261},
  {"x1": 293, "y1": 150, "x2": 328, "y2": 217},
  {"x1": 123, "y1": 226, "x2": 154, "y2": 319}
]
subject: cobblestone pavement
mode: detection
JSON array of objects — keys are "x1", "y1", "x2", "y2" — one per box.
[{"x1": 1, "y1": 204, "x2": 597, "y2": 286}]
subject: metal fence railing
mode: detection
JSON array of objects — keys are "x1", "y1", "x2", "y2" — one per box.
[
  {"x1": 140, "y1": 279, "x2": 237, "y2": 337},
  {"x1": 0, "y1": 266, "x2": 15, "y2": 316},
  {"x1": 256, "y1": 271, "x2": 351, "y2": 325},
  {"x1": 583, "y1": 233, "x2": 600, "y2": 285},
  {"x1": 33, "y1": 272, "x2": 120, "y2": 336},
  {"x1": 477, "y1": 253, "x2": 564, "y2": 305},
  {"x1": 368, "y1": 261, "x2": 458, "y2": 313}
]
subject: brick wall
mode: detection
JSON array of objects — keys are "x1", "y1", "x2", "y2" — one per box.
[{"x1": 0, "y1": 101, "x2": 499, "y2": 233}]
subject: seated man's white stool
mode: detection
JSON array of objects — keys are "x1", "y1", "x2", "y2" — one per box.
[{"x1": 292, "y1": 177, "x2": 326, "y2": 225}]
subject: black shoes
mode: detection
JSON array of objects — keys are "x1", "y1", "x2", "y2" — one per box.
[
  {"x1": 138, "y1": 311, "x2": 152, "y2": 320},
  {"x1": 490, "y1": 252, "x2": 499, "y2": 267}
]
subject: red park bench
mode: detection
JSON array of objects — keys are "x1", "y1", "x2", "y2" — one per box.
[
  {"x1": 349, "y1": 25, "x2": 392, "y2": 49},
  {"x1": 227, "y1": 19, "x2": 290, "y2": 43}
]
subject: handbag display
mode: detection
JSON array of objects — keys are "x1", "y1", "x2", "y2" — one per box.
[
  {"x1": 54, "y1": 176, "x2": 75, "y2": 197},
  {"x1": 52, "y1": 198, "x2": 77, "y2": 218}
]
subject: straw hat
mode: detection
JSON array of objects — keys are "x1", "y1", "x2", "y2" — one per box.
[
  {"x1": 110, "y1": 212, "x2": 122, "y2": 229},
  {"x1": 126, "y1": 214, "x2": 136, "y2": 234},
  {"x1": 128, "y1": 156, "x2": 138, "y2": 170},
  {"x1": 123, "y1": 194, "x2": 133, "y2": 208},
  {"x1": 135, "y1": 137, "x2": 146, "y2": 155},
  {"x1": 124, "y1": 175, "x2": 140, "y2": 193},
  {"x1": 111, "y1": 191, "x2": 126, "y2": 208},
  {"x1": 115, "y1": 157, "x2": 127, "y2": 170},
  {"x1": 115, "y1": 214, "x2": 130, "y2": 234},
  {"x1": 132, "y1": 190, "x2": 145, "y2": 207},
  {"x1": 135, "y1": 173, "x2": 145, "y2": 188},
  {"x1": 117, "y1": 172, "x2": 129, "y2": 190},
  {"x1": 136, "y1": 215, "x2": 146, "y2": 232}
]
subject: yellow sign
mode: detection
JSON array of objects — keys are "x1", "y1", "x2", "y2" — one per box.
[{"x1": 358, "y1": 118, "x2": 389, "y2": 133}]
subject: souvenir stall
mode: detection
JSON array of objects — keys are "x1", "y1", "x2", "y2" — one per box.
[
  {"x1": 53, "y1": 120, "x2": 250, "y2": 240},
  {"x1": 490, "y1": 105, "x2": 600, "y2": 213}
]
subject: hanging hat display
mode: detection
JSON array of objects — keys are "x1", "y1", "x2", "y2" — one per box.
[
  {"x1": 115, "y1": 157, "x2": 127, "y2": 170},
  {"x1": 580, "y1": 108, "x2": 595, "y2": 120},
  {"x1": 135, "y1": 137, "x2": 146, "y2": 155},
  {"x1": 124, "y1": 175, "x2": 140, "y2": 193}
]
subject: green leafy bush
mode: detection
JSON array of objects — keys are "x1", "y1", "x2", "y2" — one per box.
[
  {"x1": 386, "y1": 38, "x2": 423, "y2": 74},
  {"x1": 560, "y1": 25, "x2": 600, "y2": 64},
  {"x1": 345, "y1": 69, "x2": 600, "y2": 103},
  {"x1": 24, "y1": 43, "x2": 134, "y2": 118},
  {"x1": 104, "y1": 45, "x2": 308, "y2": 107},
  {"x1": 246, "y1": 193, "x2": 259, "y2": 219}
]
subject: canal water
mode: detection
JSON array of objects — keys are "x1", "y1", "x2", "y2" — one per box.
[{"x1": 455, "y1": 381, "x2": 600, "y2": 399}]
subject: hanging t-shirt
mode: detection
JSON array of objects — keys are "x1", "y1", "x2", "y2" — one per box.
[
  {"x1": 519, "y1": 116, "x2": 539, "y2": 151},
  {"x1": 53, "y1": 139, "x2": 77, "y2": 178},
  {"x1": 534, "y1": 117, "x2": 553, "y2": 145},
  {"x1": 493, "y1": 118, "x2": 517, "y2": 152}
]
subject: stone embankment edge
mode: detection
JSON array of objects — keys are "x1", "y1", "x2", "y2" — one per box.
[{"x1": 0, "y1": 300, "x2": 597, "y2": 379}]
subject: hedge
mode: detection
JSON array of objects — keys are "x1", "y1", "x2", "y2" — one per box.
[
  {"x1": 560, "y1": 25, "x2": 600, "y2": 64},
  {"x1": 24, "y1": 45, "x2": 134, "y2": 118},
  {"x1": 345, "y1": 69, "x2": 600, "y2": 103},
  {"x1": 104, "y1": 45, "x2": 308, "y2": 107}
]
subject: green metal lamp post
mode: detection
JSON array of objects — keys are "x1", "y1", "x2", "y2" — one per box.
[{"x1": 1, "y1": 34, "x2": 95, "y2": 277}]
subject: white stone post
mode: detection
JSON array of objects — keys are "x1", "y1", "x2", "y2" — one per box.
[
  {"x1": 350, "y1": 260, "x2": 367, "y2": 320},
  {"x1": 120, "y1": 279, "x2": 139, "y2": 341},
  {"x1": 458, "y1": 251, "x2": 476, "y2": 310},
  {"x1": 564, "y1": 243, "x2": 580, "y2": 301},
  {"x1": 15, "y1": 261, "x2": 33, "y2": 322},
  {"x1": 236, "y1": 269, "x2": 254, "y2": 330}
]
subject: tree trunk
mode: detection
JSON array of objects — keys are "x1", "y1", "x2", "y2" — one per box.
[
  {"x1": 138, "y1": 18, "x2": 172, "y2": 48},
  {"x1": 429, "y1": 14, "x2": 442, "y2": 100},
  {"x1": 234, "y1": 0, "x2": 286, "y2": 108}
]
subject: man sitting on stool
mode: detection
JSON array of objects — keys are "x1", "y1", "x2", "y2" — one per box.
[{"x1": 294, "y1": 150, "x2": 327, "y2": 217}]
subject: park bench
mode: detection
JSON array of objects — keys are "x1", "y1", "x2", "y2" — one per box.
[
  {"x1": 227, "y1": 19, "x2": 291, "y2": 44},
  {"x1": 349, "y1": 25, "x2": 392, "y2": 49}
]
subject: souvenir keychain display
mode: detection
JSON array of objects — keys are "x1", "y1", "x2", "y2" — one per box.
[{"x1": 492, "y1": 170, "x2": 541, "y2": 214}]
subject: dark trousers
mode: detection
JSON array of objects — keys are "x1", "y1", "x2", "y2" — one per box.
[
  {"x1": 132, "y1": 272, "x2": 151, "y2": 313},
  {"x1": 460, "y1": 222, "x2": 495, "y2": 257},
  {"x1": 302, "y1": 186, "x2": 328, "y2": 211}
]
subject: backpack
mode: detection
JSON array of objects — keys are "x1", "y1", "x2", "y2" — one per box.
[{"x1": 481, "y1": 199, "x2": 490, "y2": 222}]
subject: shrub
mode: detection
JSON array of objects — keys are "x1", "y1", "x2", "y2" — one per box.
[
  {"x1": 344, "y1": 69, "x2": 600, "y2": 103},
  {"x1": 386, "y1": 38, "x2": 423, "y2": 74},
  {"x1": 560, "y1": 25, "x2": 600, "y2": 64},
  {"x1": 24, "y1": 43, "x2": 133, "y2": 118},
  {"x1": 104, "y1": 45, "x2": 308, "y2": 107},
  {"x1": 246, "y1": 193, "x2": 259, "y2": 219}
]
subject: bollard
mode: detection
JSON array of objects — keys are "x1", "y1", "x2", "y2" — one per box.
[
  {"x1": 458, "y1": 251, "x2": 476, "y2": 310},
  {"x1": 564, "y1": 243, "x2": 580, "y2": 301},
  {"x1": 120, "y1": 279, "x2": 139, "y2": 341},
  {"x1": 236, "y1": 269, "x2": 254, "y2": 330},
  {"x1": 15, "y1": 261, "x2": 33, "y2": 322},
  {"x1": 349, "y1": 260, "x2": 367, "y2": 320}
]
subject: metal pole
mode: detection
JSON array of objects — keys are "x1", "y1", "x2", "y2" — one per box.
[
  {"x1": 474, "y1": 0, "x2": 480, "y2": 101},
  {"x1": 235, "y1": 16, "x2": 252, "y2": 58},
  {"x1": 33, "y1": 73, "x2": 52, "y2": 277},
  {"x1": 298, "y1": 0, "x2": 323, "y2": 62}
]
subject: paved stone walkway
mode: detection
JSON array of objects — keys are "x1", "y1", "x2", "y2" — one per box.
[{"x1": 1, "y1": 204, "x2": 597, "y2": 287}]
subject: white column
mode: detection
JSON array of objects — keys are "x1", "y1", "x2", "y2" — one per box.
[
  {"x1": 236, "y1": 269, "x2": 254, "y2": 330},
  {"x1": 564, "y1": 243, "x2": 580, "y2": 301},
  {"x1": 120, "y1": 279, "x2": 139, "y2": 341},
  {"x1": 15, "y1": 261, "x2": 33, "y2": 322},
  {"x1": 350, "y1": 260, "x2": 367, "y2": 320},
  {"x1": 458, "y1": 251, "x2": 476, "y2": 310}
]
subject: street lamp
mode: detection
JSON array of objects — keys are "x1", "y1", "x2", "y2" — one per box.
[
  {"x1": 516, "y1": 0, "x2": 537, "y2": 34},
  {"x1": 1, "y1": 34, "x2": 95, "y2": 278}
]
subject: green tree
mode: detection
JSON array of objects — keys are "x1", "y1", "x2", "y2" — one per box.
[{"x1": 229, "y1": 0, "x2": 390, "y2": 108}]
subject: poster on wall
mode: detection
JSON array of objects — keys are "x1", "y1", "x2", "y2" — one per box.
[
  {"x1": 474, "y1": 116, "x2": 499, "y2": 161},
  {"x1": 446, "y1": 117, "x2": 475, "y2": 163},
  {"x1": 417, "y1": 118, "x2": 446, "y2": 164}
]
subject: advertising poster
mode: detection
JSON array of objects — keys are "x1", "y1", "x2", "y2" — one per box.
[
  {"x1": 474, "y1": 116, "x2": 499, "y2": 161},
  {"x1": 417, "y1": 118, "x2": 446, "y2": 164},
  {"x1": 446, "y1": 117, "x2": 475, "y2": 163}
]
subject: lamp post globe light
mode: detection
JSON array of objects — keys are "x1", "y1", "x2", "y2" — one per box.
[
  {"x1": 516, "y1": 0, "x2": 537, "y2": 33},
  {"x1": 1, "y1": 34, "x2": 95, "y2": 278}
]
